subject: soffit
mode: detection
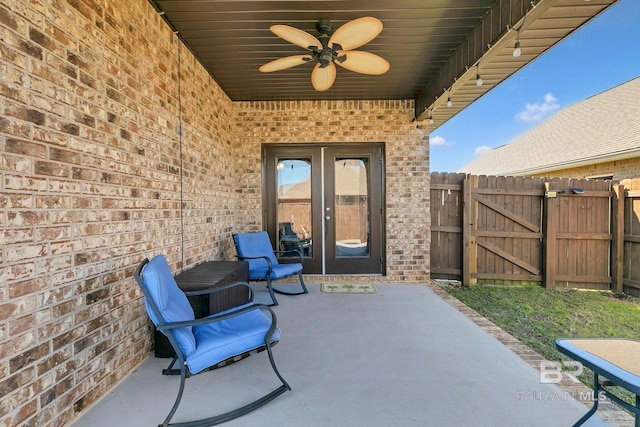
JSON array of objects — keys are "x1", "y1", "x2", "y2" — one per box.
[{"x1": 149, "y1": 0, "x2": 618, "y2": 123}]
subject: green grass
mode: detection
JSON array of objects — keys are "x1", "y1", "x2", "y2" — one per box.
[{"x1": 445, "y1": 284, "x2": 640, "y2": 404}]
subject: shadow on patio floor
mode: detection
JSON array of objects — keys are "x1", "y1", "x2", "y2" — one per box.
[{"x1": 72, "y1": 282, "x2": 630, "y2": 427}]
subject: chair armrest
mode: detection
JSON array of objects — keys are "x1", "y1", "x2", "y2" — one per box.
[{"x1": 158, "y1": 303, "x2": 278, "y2": 341}]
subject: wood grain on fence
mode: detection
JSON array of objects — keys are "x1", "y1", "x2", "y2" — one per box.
[
  {"x1": 544, "y1": 178, "x2": 613, "y2": 290},
  {"x1": 621, "y1": 178, "x2": 640, "y2": 296},
  {"x1": 431, "y1": 173, "x2": 628, "y2": 293},
  {"x1": 470, "y1": 175, "x2": 544, "y2": 285},
  {"x1": 430, "y1": 172, "x2": 465, "y2": 279}
]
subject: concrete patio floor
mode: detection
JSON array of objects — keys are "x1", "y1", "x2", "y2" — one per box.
[{"x1": 72, "y1": 282, "x2": 629, "y2": 427}]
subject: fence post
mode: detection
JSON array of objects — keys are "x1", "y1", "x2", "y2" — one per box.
[
  {"x1": 463, "y1": 175, "x2": 477, "y2": 286},
  {"x1": 611, "y1": 184, "x2": 625, "y2": 293},
  {"x1": 543, "y1": 181, "x2": 559, "y2": 288}
]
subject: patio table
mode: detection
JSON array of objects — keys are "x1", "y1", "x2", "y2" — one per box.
[
  {"x1": 175, "y1": 260, "x2": 250, "y2": 316},
  {"x1": 555, "y1": 338, "x2": 640, "y2": 427}
]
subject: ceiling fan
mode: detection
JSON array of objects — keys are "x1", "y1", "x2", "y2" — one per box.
[{"x1": 259, "y1": 17, "x2": 390, "y2": 92}]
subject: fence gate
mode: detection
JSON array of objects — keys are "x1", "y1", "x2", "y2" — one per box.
[
  {"x1": 542, "y1": 178, "x2": 621, "y2": 290},
  {"x1": 431, "y1": 173, "x2": 626, "y2": 291},
  {"x1": 430, "y1": 173, "x2": 465, "y2": 279},
  {"x1": 464, "y1": 175, "x2": 545, "y2": 285}
]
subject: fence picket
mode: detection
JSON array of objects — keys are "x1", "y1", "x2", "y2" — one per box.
[{"x1": 431, "y1": 173, "x2": 627, "y2": 292}]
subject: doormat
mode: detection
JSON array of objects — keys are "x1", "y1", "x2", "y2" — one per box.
[{"x1": 320, "y1": 283, "x2": 377, "y2": 294}]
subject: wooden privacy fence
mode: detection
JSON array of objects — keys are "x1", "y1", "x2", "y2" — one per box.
[
  {"x1": 430, "y1": 173, "x2": 640, "y2": 295},
  {"x1": 622, "y1": 178, "x2": 640, "y2": 294}
]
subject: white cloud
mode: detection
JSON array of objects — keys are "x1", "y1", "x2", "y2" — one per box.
[
  {"x1": 429, "y1": 135, "x2": 453, "y2": 147},
  {"x1": 474, "y1": 145, "x2": 492, "y2": 157},
  {"x1": 516, "y1": 93, "x2": 560, "y2": 122}
]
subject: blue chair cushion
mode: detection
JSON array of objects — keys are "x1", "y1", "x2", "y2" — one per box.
[
  {"x1": 141, "y1": 255, "x2": 197, "y2": 357},
  {"x1": 188, "y1": 303, "x2": 281, "y2": 374},
  {"x1": 234, "y1": 231, "x2": 279, "y2": 271},
  {"x1": 248, "y1": 263, "x2": 302, "y2": 281}
]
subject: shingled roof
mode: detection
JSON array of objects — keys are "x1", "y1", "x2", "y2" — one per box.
[{"x1": 460, "y1": 76, "x2": 640, "y2": 176}]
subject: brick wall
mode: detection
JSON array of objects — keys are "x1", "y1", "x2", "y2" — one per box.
[
  {"x1": 0, "y1": 0, "x2": 430, "y2": 426},
  {"x1": 537, "y1": 157, "x2": 640, "y2": 181},
  {"x1": 0, "y1": 0, "x2": 236, "y2": 425},
  {"x1": 233, "y1": 101, "x2": 430, "y2": 282}
]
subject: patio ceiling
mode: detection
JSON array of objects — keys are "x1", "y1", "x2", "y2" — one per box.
[{"x1": 148, "y1": 0, "x2": 618, "y2": 124}]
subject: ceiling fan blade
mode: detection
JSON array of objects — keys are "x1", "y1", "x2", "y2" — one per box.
[
  {"x1": 270, "y1": 25, "x2": 321, "y2": 50},
  {"x1": 329, "y1": 17, "x2": 383, "y2": 51},
  {"x1": 337, "y1": 51, "x2": 390, "y2": 75},
  {"x1": 259, "y1": 55, "x2": 312, "y2": 72},
  {"x1": 311, "y1": 63, "x2": 336, "y2": 91}
]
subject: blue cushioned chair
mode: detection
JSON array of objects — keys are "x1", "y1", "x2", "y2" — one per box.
[
  {"x1": 233, "y1": 231, "x2": 308, "y2": 306},
  {"x1": 278, "y1": 222, "x2": 311, "y2": 256},
  {"x1": 134, "y1": 255, "x2": 290, "y2": 427}
]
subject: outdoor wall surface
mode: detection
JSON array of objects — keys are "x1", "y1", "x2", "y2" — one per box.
[
  {"x1": 234, "y1": 101, "x2": 430, "y2": 283},
  {"x1": 536, "y1": 156, "x2": 640, "y2": 181},
  {"x1": 0, "y1": 0, "x2": 236, "y2": 425},
  {"x1": 0, "y1": 0, "x2": 430, "y2": 426}
]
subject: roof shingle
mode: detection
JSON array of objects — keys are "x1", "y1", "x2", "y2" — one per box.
[{"x1": 460, "y1": 76, "x2": 640, "y2": 175}]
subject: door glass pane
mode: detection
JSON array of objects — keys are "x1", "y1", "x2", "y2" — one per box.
[
  {"x1": 276, "y1": 159, "x2": 312, "y2": 258},
  {"x1": 334, "y1": 158, "x2": 369, "y2": 257}
]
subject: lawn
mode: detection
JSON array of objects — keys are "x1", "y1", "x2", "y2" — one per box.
[{"x1": 444, "y1": 284, "x2": 640, "y2": 402}]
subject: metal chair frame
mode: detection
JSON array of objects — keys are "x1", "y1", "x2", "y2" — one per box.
[
  {"x1": 233, "y1": 232, "x2": 308, "y2": 306},
  {"x1": 135, "y1": 258, "x2": 290, "y2": 427}
]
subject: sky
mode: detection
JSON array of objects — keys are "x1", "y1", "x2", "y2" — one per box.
[{"x1": 429, "y1": 0, "x2": 640, "y2": 173}]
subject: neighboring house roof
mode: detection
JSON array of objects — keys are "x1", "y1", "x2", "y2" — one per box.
[
  {"x1": 460, "y1": 76, "x2": 640, "y2": 176},
  {"x1": 279, "y1": 159, "x2": 368, "y2": 198}
]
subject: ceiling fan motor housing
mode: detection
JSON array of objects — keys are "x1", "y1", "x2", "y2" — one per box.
[
  {"x1": 317, "y1": 19, "x2": 332, "y2": 34},
  {"x1": 314, "y1": 20, "x2": 345, "y2": 68}
]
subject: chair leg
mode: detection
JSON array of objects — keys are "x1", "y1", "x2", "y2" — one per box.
[
  {"x1": 272, "y1": 272, "x2": 309, "y2": 297},
  {"x1": 161, "y1": 358, "x2": 188, "y2": 427},
  {"x1": 162, "y1": 356, "x2": 182, "y2": 376},
  {"x1": 298, "y1": 271, "x2": 308, "y2": 294},
  {"x1": 265, "y1": 277, "x2": 279, "y2": 306},
  {"x1": 264, "y1": 334, "x2": 291, "y2": 392},
  {"x1": 160, "y1": 341, "x2": 290, "y2": 427}
]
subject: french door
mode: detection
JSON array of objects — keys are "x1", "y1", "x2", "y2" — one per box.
[{"x1": 263, "y1": 144, "x2": 385, "y2": 275}]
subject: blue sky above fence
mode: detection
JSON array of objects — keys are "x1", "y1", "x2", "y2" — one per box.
[{"x1": 429, "y1": 0, "x2": 640, "y2": 173}]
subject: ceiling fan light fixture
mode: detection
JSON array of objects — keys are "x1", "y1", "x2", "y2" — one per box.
[
  {"x1": 319, "y1": 50, "x2": 334, "y2": 67},
  {"x1": 260, "y1": 17, "x2": 389, "y2": 91}
]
